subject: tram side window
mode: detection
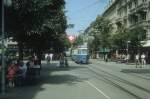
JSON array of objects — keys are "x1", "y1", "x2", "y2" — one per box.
[{"x1": 78, "y1": 49, "x2": 87, "y2": 54}]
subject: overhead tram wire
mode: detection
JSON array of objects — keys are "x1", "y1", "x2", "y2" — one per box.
[{"x1": 70, "y1": 0, "x2": 102, "y2": 16}]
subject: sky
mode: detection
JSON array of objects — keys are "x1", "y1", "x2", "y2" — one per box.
[{"x1": 65, "y1": 0, "x2": 109, "y2": 35}]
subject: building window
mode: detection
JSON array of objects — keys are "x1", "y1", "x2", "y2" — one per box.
[
  {"x1": 134, "y1": 0, "x2": 138, "y2": 7},
  {"x1": 128, "y1": 3, "x2": 132, "y2": 9},
  {"x1": 141, "y1": 12, "x2": 147, "y2": 20}
]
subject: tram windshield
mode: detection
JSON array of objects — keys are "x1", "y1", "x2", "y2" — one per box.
[{"x1": 78, "y1": 48, "x2": 88, "y2": 55}]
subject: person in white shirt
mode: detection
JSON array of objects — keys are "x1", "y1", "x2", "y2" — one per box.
[
  {"x1": 126, "y1": 54, "x2": 130, "y2": 64},
  {"x1": 141, "y1": 53, "x2": 146, "y2": 68},
  {"x1": 45, "y1": 54, "x2": 48, "y2": 59},
  {"x1": 50, "y1": 53, "x2": 54, "y2": 61},
  {"x1": 135, "y1": 54, "x2": 140, "y2": 68}
]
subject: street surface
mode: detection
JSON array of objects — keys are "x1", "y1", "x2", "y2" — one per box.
[{"x1": 1, "y1": 59, "x2": 150, "y2": 99}]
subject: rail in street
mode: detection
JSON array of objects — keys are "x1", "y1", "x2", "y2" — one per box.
[{"x1": 1, "y1": 59, "x2": 150, "y2": 99}]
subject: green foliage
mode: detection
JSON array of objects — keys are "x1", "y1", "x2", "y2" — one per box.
[
  {"x1": 74, "y1": 35, "x2": 84, "y2": 46},
  {"x1": 111, "y1": 26, "x2": 129, "y2": 49},
  {"x1": 6, "y1": 0, "x2": 67, "y2": 52},
  {"x1": 129, "y1": 27, "x2": 146, "y2": 41},
  {"x1": 111, "y1": 26, "x2": 146, "y2": 50},
  {"x1": 127, "y1": 27, "x2": 146, "y2": 51},
  {"x1": 67, "y1": 24, "x2": 74, "y2": 29},
  {"x1": 86, "y1": 16, "x2": 112, "y2": 56},
  {"x1": 5, "y1": 0, "x2": 67, "y2": 60},
  {"x1": 89, "y1": 16, "x2": 112, "y2": 47}
]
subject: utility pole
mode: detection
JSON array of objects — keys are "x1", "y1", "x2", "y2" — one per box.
[{"x1": 1, "y1": 0, "x2": 5, "y2": 94}]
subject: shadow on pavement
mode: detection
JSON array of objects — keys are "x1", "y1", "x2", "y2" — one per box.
[
  {"x1": 43, "y1": 62, "x2": 87, "y2": 72},
  {"x1": 0, "y1": 61, "x2": 88, "y2": 99},
  {"x1": 40, "y1": 74, "x2": 87, "y2": 85},
  {"x1": 40, "y1": 62, "x2": 88, "y2": 85},
  {"x1": 121, "y1": 69, "x2": 150, "y2": 74}
]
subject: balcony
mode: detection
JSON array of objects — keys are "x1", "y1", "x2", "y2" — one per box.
[
  {"x1": 129, "y1": 3, "x2": 148, "y2": 14},
  {"x1": 130, "y1": 20, "x2": 150, "y2": 29},
  {"x1": 116, "y1": 17, "x2": 123, "y2": 23}
]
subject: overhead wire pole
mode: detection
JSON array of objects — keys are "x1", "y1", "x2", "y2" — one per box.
[{"x1": 1, "y1": 0, "x2": 5, "y2": 94}]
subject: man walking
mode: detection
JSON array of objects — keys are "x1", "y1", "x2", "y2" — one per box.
[
  {"x1": 141, "y1": 53, "x2": 146, "y2": 68},
  {"x1": 135, "y1": 53, "x2": 140, "y2": 68},
  {"x1": 50, "y1": 53, "x2": 54, "y2": 61}
]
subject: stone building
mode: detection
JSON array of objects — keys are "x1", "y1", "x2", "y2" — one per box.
[{"x1": 103, "y1": 0, "x2": 150, "y2": 41}]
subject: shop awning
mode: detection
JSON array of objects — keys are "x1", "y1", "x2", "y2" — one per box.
[
  {"x1": 142, "y1": 40, "x2": 150, "y2": 47},
  {"x1": 99, "y1": 48, "x2": 110, "y2": 53}
]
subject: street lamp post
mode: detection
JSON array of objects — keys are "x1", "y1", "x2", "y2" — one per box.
[{"x1": 1, "y1": 0, "x2": 5, "y2": 95}]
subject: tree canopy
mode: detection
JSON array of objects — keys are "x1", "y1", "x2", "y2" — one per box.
[
  {"x1": 111, "y1": 26, "x2": 146, "y2": 52},
  {"x1": 5, "y1": 0, "x2": 68, "y2": 59},
  {"x1": 85, "y1": 16, "x2": 112, "y2": 58},
  {"x1": 88, "y1": 16, "x2": 112, "y2": 48}
]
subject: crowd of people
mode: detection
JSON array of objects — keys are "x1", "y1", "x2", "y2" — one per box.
[
  {"x1": 45, "y1": 52, "x2": 68, "y2": 67},
  {"x1": 115, "y1": 53, "x2": 146, "y2": 68},
  {"x1": 0, "y1": 52, "x2": 69, "y2": 88},
  {"x1": 135, "y1": 53, "x2": 146, "y2": 68},
  {"x1": 6, "y1": 55, "x2": 41, "y2": 88}
]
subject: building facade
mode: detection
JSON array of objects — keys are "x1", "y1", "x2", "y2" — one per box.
[{"x1": 103, "y1": 0, "x2": 150, "y2": 40}]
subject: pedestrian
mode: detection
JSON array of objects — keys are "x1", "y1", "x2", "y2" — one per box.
[
  {"x1": 104, "y1": 54, "x2": 108, "y2": 62},
  {"x1": 19, "y1": 61, "x2": 27, "y2": 79},
  {"x1": 45, "y1": 53, "x2": 48, "y2": 60},
  {"x1": 33, "y1": 54, "x2": 38, "y2": 65},
  {"x1": 59, "y1": 53, "x2": 65, "y2": 67},
  {"x1": 141, "y1": 53, "x2": 146, "y2": 68},
  {"x1": 46, "y1": 54, "x2": 50, "y2": 64},
  {"x1": 7, "y1": 61, "x2": 16, "y2": 87},
  {"x1": 126, "y1": 54, "x2": 130, "y2": 64},
  {"x1": 50, "y1": 53, "x2": 54, "y2": 61},
  {"x1": 64, "y1": 52, "x2": 69, "y2": 67},
  {"x1": 135, "y1": 53, "x2": 140, "y2": 68}
]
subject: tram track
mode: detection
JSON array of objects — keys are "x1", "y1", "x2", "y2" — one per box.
[
  {"x1": 84, "y1": 64, "x2": 150, "y2": 99},
  {"x1": 86, "y1": 67, "x2": 142, "y2": 99},
  {"x1": 89, "y1": 63, "x2": 150, "y2": 94},
  {"x1": 127, "y1": 73, "x2": 150, "y2": 81}
]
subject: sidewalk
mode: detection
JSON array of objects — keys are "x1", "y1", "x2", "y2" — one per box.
[
  {"x1": 90, "y1": 59, "x2": 150, "y2": 69},
  {"x1": 0, "y1": 61, "x2": 60, "y2": 99}
]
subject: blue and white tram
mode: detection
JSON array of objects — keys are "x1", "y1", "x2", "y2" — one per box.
[
  {"x1": 71, "y1": 49, "x2": 78, "y2": 61},
  {"x1": 73, "y1": 47, "x2": 89, "y2": 64}
]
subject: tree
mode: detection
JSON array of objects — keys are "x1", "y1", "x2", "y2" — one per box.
[
  {"x1": 74, "y1": 35, "x2": 84, "y2": 46},
  {"x1": 111, "y1": 26, "x2": 129, "y2": 50},
  {"x1": 86, "y1": 16, "x2": 112, "y2": 58},
  {"x1": 111, "y1": 26, "x2": 146, "y2": 53},
  {"x1": 127, "y1": 27, "x2": 146, "y2": 54},
  {"x1": 5, "y1": 0, "x2": 67, "y2": 60},
  {"x1": 111, "y1": 25, "x2": 146, "y2": 61}
]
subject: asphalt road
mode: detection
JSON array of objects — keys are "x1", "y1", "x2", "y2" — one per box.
[{"x1": 1, "y1": 59, "x2": 150, "y2": 99}]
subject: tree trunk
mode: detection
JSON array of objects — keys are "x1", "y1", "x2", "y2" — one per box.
[
  {"x1": 18, "y1": 42, "x2": 23, "y2": 61},
  {"x1": 93, "y1": 51, "x2": 97, "y2": 59}
]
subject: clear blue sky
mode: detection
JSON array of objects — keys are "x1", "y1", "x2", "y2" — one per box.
[{"x1": 65, "y1": 0, "x2": 109, "y2": 35}]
